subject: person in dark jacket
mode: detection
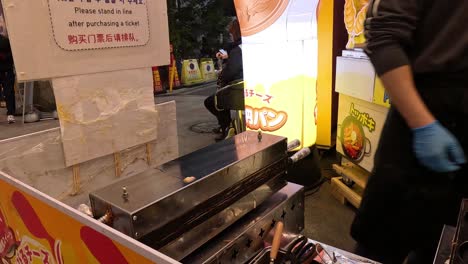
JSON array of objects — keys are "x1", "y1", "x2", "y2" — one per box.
[
  {"x1": 0, "y1": 34, "x2": 15, "y2": 123},
  {"x1": 204, "y1": 18, "x2": 243, "y2": 141},
  {"x1": 351, "y1": 1, "x2": 468, "y2": 263}
]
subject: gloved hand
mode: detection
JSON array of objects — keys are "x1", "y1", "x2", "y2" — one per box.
[{"x1": 412, "y1": 121, "x2": 466, "y2": 172}]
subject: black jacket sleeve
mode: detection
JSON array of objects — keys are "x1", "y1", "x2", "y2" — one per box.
[
  {"x1": 365, "y1": 0, "x2": 420, "y2": 75},
  {"x1": 219, "y1": 46, "x2": 243, "y2": 86}
]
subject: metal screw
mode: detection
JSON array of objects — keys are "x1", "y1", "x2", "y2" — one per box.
[
  {"x1": 122, "y1": 186, "x2": 129, "y2": 200},
  {"x1": 133, "y1": 215, "x2": 138, "y2": 221}
]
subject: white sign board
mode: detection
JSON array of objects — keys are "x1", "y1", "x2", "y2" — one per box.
[
  {"x1": 2, "y1": 0, "x2": 169, "y2": 81},
  {"x1": 49, "y1": 0, "x2": 150, "y2": 51},
  {"x1": 335, "y1": 56, "x2": 376, "y2": 103}
]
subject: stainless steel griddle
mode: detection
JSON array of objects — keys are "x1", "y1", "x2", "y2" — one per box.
[{"x1": 90, "y1": 131, "x2": 304, "y2": 261}]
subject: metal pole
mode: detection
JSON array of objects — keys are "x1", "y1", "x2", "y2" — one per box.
[
  {"x1": 22, "y1": 82, "x2": 34, "y2": 124},
  {"x1": 22, "y1": 82, "x2": 25, "y2": 124}
]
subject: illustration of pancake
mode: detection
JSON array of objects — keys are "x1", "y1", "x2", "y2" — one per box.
[{"x1": 235, "y1": 0, "x2": 290, "y2": 36}]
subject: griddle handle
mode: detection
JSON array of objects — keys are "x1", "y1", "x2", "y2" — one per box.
[
  {"x1": 289, "y1": 147, "x2": 311, "y2": 164},
  {"x1": 270, "y1": 221, "x2": 284, "y2": 263},
  {"x1": 287, "y1": 139, "x2": 301, "y2": 151}
]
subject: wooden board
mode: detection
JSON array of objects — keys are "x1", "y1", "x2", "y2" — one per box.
[
  {"x1": 330, "y1": 177, "x2": 363, "y2": 209},
  {"x1": 0, "y1": 101, "x2": 178, "y2": 208},
  {"x1": 52, "y1": 68, "x2": 158, "y2": 166},
  {"x1": 332, "y1": 162, "x2": 369, "y2": 189}
]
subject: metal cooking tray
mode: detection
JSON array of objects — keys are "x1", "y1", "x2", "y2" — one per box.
[
  {"x1": 89, "y1": 131, "x2": 287, "y2": 242},
  {"x1": 158, "y1": 177, "x2": 286, "y2": 260},
  {"x1": 183, "y1": 183, "x2": 305, "y2": 264}
]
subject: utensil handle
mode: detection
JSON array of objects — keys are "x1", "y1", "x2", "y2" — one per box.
[
  {"x1": 289, "y1": 148, "x2": 311, "y2": 164},
  {"x1": 287, "y1": 139, "x2": 301, "y2": 151},
  {"x1": 270, "y1": 221, "x2": 284, "y2": 261}
]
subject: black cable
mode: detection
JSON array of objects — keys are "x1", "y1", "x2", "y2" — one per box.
[{"x1": 304, "y1": 176, "x2": 327, "y2": 197}]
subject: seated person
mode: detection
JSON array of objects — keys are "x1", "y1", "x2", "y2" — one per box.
[{"x1": 204, "y1": 18, "x2": 243, "y2": 141}]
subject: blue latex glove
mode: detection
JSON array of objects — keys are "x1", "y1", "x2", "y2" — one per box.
[{"x1": 412, "y1": 121, "x2": 466, "y2": 172}]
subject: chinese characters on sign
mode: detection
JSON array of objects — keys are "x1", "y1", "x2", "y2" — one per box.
[
  {"x1": 48, "y1": 0, "x2": 150, "y2": 50},
  {"x1": 67, "y1": 33, "x2": 137, "y2": 45}
]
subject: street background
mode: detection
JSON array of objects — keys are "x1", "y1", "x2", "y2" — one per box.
[{"x1": 0, "y1": 82, "x2": 357, "y2": 252}]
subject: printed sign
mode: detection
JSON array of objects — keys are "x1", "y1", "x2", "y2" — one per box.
[
  {"x1": 2, "y1": 0, "x2": 169, "y2": 81},
  {"x1": 200, "y1": 61, "x2": 216, "y2": 82},
  {"x1": 0, "y1": 172, "x2": 176, "y2": 264},
  {"x1": 181, "y1": 59, "x2": 204, "y2": 86},
  {"x1": 245, "y1": 106, "x2": 288, "y2": 132},
  {"x1": 48, "y1": 0, "x2": 150, "y2": 51},
  {"x1": 336, "y1": 94, "x2": 389, "y2": 172}
]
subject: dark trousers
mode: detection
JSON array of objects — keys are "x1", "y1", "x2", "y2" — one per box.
[
  {"x1": 1, "y1": 69, "x2": 15, "y2": 115},
  {"x1": 204, "y1": 94, "x2": 231, "y2": 129},
  {"x1": 351, "y1": 86, "x2": 468, "y2": 264}
]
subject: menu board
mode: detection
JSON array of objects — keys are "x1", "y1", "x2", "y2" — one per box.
[{"x1": 336, "y1": 94, "x2": 389, "y2": 172}]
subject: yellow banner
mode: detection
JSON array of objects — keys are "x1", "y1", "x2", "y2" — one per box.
[
  {"x1": 236, "y1": 0, "x2": 319, "y2": 149},
  {"x1": 0, "y1": 172, "x2": 171, "y2": 264}
]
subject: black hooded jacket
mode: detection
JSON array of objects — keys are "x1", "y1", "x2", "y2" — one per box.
[{"x1": 0, "y1": 35, "x2": 13, "y2": 72}]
